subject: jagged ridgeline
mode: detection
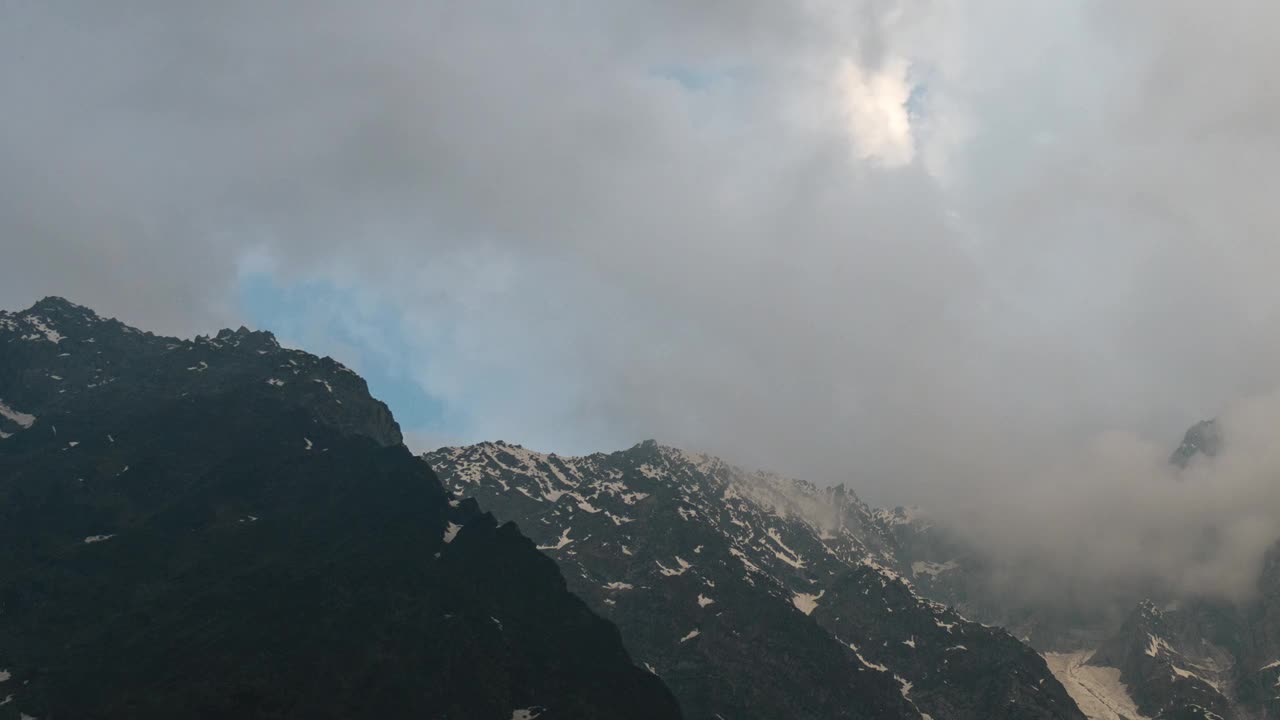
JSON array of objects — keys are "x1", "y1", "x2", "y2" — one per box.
[
  {"x1": 0, "y1": 298, "x2": 680, "y2": 720},
  {"x1": 426, "y1": 440, "x2": 1086, "y2": 720}
]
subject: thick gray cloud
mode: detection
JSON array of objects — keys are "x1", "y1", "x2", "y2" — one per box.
[{"x1": 4, "y1": 1, "x2": 1280, "y2": 603}]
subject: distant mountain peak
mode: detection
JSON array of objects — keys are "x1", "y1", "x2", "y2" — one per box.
[
  {"x1": 1170, "y1": 418, "x2": 1222, "y2": 467},
  {"x1": 25, "y1": 295, "x2": 95, "y2": 314}
]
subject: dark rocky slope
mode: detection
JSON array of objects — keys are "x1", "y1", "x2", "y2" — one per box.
[
  {"x1": 427, "y1": 439, "x2": 1084, "y2": 720},
  {"x1": 0, "y1": 297, "x2": 680, "y2": 720},
  {"x1": 1089, "y1": 601, "x2": 1235, "y2": 719}
]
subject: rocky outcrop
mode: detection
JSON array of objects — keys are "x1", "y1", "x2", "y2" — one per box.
[{"x1": 1089, "y1": 601, "x2": 1235, "y2": 720}]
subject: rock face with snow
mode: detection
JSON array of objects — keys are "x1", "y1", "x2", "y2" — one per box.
[
  {"x1": 1044, "y1": 651, "x2": 1153, "y2": 720},
  {"x1": 426, "y1": 439, "x2": 1085, "y2": 720},
  {"x1": 1083, "y1": 540, "x2": 1280, "y2": 720},
  {"x1": 0, "y1": 298, "x2": 680, "y2": 720},
  {"x1": 1088, "y1": 601, "x2": 1234, "y2": 720}
]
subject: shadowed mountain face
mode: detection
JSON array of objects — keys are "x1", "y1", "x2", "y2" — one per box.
[
  {"x1": 0, "y1": 297, "x2": 681, "y2": 720},
  {"x1": 426, "y1": 440, "x2": 1085, "y2": 720},
  {"x1": 1087, "y1": 601, "x2": 1236, "y2": 720}
]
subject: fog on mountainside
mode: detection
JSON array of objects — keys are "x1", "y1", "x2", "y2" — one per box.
[{"x1": 917, "y1": 390, "x2": 1280, "y2": 614}]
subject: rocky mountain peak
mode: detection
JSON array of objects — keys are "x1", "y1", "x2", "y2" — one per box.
[
  {"x1": 0, "y1": 296, "x2": 402, "y2": 447},
  {"x1": 27, "y1": 295, "x2": 97, "y2": 317},
  {"x1": 1171, "y1": 418, "x2": 1222, "y2": 467}
]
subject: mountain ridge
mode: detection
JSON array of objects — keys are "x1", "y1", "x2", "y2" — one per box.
[
  {"x1": 0, "y1": 296, "x2": 681, "y2": 719},
  {"x1": 426, "y1": 438, "x2": 1084, "y2": 720},
  {"x1": 0, "y1": 295, "x2": 403, "y2": 447}
]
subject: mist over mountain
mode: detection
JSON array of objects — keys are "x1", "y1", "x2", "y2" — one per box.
[
  {"x1": 5, "y1": 2, "x2": 1280, "y2": 718},
  {"x1": 915, "y1": 396, "x2": 1280, "y2": 616},
  {"x1": 5, "y1": 1, "x2": 1280, "y2": 508},
  {"x1": 26, "y1": 293, "x2": 1280, "y2": 719},
  {"x1": 423, "y1": 423, "x2": 1280, "y2": 719}
]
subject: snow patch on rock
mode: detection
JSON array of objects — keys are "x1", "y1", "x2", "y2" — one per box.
[
  {"x1": 443, "y1": 522, "x2": 463, "y2": 544},
  {"x1": 536, "y1": 527, "x2": 573, "y2": 551},
  {"x1": 0, "y1": 399, "x2": 36, "y2": 429},
  {"x1": 1044, "y1": 651, "x2": 1151, "y2": 720},
  {"x1": 791, "y1": 591, "x2": 824, "y2": 615}
]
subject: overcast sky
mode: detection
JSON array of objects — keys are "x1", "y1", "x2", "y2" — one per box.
[{"x1": 4, "y1": 0, "x2": 1280, "y2": 531}]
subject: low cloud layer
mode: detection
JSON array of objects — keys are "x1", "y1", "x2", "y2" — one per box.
[
  {"x1": 4, "y1": 2, "x2": 1280, "y2": 604},
  {"x1": 941, "y1": 392, "x2": 1280, "y2": 611}
]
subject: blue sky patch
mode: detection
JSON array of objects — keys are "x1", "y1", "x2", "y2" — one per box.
[
  {"x1": 237, "y1": 271, "x2": 458, "y2": 440},
  {"x1": 651, "y1": 63, "x2": 747, "y2": 92}
]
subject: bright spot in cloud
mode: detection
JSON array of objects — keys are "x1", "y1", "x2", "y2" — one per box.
[{"x1": 837, "y1": 57, "x2": 915, "y2": 167}]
